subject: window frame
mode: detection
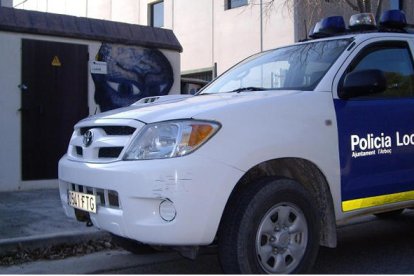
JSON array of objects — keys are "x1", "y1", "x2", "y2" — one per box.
[
  {"x1": 339, "y1": 41, "x2": 414, "y2": 99},
  {"x1": 390, "y1": 0, "x2": 403, "y2": 10},
  {"x1": 149, "y1": 0, "x2": 164, "y2": 28},
  {"x1": 226, "y1": 0, "x2": 248, "y2": 10}
]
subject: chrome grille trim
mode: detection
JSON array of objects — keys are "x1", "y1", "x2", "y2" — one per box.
[
  {"x1": 67, "y1": 119, "x2": 145, "y2": 163},
  {"x1": 80, "y1": 126, "x2": 136, "y2": 136}
]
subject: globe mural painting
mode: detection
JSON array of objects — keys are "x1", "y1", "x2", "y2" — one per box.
[{"x1": 92, "y1": 43, "x2": 174, "y2": 112}]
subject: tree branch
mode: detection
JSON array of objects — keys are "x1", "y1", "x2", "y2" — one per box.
[
  {"x1": 344, "y1": 0, "x2": 359, "y2": 11},
  {"x1": 375, "y1": 0, "x2": 383, "y2": 22},
  {"x1": 258, "y1": 0, "x2": 383, "y2": 25}
]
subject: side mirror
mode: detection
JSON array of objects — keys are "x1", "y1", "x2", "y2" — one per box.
[{"x1": 339, "y1": 69, "x2": 387, "y2": 99}]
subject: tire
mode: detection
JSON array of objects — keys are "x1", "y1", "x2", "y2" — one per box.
[
  {"x1": 218, "y1": 177, "x2": 320, "y2": 274},
  {"x1": 374, "y1": 209, "x2": 404, "y2": 219},
  {"x1": 110, "y1": 234, "x2": 158, "y2": 254}
]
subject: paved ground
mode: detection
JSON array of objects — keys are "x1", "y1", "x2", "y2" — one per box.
[
  {"x1": 0, "y1": 188, "x2": 106, "y2": 254},
  {"x1": 2, "y1": 188, "x2": 414, "y2": 274},
  {"x1": 3, "y1": 210, "x2": 414, "y2": 274},
  {"x1": 0, "y1": 250, "x2": 187, "y2": 274}
]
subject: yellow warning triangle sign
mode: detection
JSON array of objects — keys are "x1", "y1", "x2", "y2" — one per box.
[{"x1": 51, "y1": 56, "x2": 62, "y2": 67}]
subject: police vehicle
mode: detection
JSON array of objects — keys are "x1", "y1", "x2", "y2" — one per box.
[{"x1": 59, "y1": 10, "x2": 414, "y2": 273}]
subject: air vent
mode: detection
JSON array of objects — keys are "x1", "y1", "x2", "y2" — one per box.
[
  {"x1": 98, "y1": 147, "x2": 123, "y2": 158},
  {"x1": 75, "y1": 146, "x2": 83, "y2": 156},
  {"x1": 80, "y1": 126, "x2": 135, "y2": 136}
]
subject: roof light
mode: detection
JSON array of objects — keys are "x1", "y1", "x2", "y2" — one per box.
[
  {"x1": 380, "y1": 10, "x2": 407, "y2": 29},
  {"x1": 309, "y1": 16, "x2": 346, "y2": 38},
  {"x1": 349, "y1": 13, "x2": 377, "y2": 30}
]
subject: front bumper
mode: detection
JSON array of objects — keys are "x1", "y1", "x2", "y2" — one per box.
[{"x1": 58, "y1": 154, "x2": 243, "y2": 246}]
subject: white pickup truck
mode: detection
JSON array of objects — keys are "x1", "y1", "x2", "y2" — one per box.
[{"x1": 59, "y1": 10, "x2": 414, "y2": 273}]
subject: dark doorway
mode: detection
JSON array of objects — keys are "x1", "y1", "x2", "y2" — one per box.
[{"x1": 21, "y1": 39, "x2": 88, "y2": 180}]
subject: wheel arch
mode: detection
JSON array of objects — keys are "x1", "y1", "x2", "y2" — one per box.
[{"x1": 219, "y1": 157, "x2": 337, "y2": 248}]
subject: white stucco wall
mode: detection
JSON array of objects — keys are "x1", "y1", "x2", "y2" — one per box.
[
  {"x1": 0, "y1": 31, "x2": 180, "y2": 191},
  {"x1": 213, "y1": 3, "x2": 261, "y2": 74},
  {"x1": 168, "y1": 1, "x2": 294, "y2": 75},
  {"x1": 14, "y1": 0, "x2": 140, "y2": 20},
  {"x1": 111, "y1": 0, "x2": 140, "y2": 24},
  {"x1": 14, "y1": 0, "x2": 414, "y2": 77},
  {"x1": 294, "y1": 0, "x2": 414, "y2": 42},
  {"x1": 213, "y1": 2, "x2": 294, "y2": 75},
  {"x1": 1, "y1": 0, "x2": 13, "y2": 7},
  {"x1": 87, "y1": 0, "x2": 111, "y2": 20},
  {"x1": 163, "y1": 49, "x2": 181, "y2": 94},
  {"x1": 172, "y1": 0, "x2": 213, "y2": 73},
  {"x1": 0, "y1": 32, "x2": 22, "y2": 191},
  {"x1": 262, "y1": 2, "x2": 295, "y2": 51},
  {"x1": 13, "y1": 0, "x2": 296, "y2": 76}
]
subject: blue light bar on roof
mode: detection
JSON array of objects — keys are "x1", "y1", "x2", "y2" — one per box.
[
  {"x1": 380, "y1": 9, "x2": 407, "y2": 28},
  {"x1": 309, "y1": 16, "x2": 346, "y2": 38}
]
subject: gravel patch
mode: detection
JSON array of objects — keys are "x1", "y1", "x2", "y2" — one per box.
[{"x1": 0, "y1": 239, "x2": 118, "y2": 266}]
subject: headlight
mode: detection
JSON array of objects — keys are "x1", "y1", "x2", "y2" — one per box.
[{"x1": 123, "y1": 120, "x2": 221, "y2": 160}]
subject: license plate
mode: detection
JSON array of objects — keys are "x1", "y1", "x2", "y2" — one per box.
[{"x1": 68, "y1": 191, "x2": 97, "y2": 213}]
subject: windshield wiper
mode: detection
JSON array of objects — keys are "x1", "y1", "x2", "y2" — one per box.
[
  {"x1": 198, "y1": 86, "x2": 269, "y2": 95},
  {"x1": 230, "y1": 87, "x2": 268, "y2": 93}
]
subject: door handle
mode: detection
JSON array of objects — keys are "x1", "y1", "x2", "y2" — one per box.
[{"x1": 18, "y1": 84, "x2": 28, "y2": 91}]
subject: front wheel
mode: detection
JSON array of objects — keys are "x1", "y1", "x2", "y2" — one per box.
[{"x1": 218, "y1": 178, "x2": 320, "y2": 274}]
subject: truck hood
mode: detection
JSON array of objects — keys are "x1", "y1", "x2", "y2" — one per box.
[{"x1": 82, "y1": 91, "x2": 303, "y2": 124}]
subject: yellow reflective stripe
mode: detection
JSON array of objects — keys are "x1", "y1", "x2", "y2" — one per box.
[{"x1": 342, "y1": 190, "x2": 414, "y2": 212}]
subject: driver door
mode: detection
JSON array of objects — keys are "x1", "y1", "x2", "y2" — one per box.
[{"x1": 334, "y1": 39, "x2": 414, "y2": 212}]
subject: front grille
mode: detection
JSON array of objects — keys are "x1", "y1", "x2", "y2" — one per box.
[
  {"x1": 80, "y1": 126, "x2": 135, "y2": 136},
  {"x1": 71, "y1": 184, "x2": 120, "y2": 209},
  {"x1": 68, "y1": 119, "x2": 144, "y2": 163},
  {"x1": 108, "y1": 190, "x2": 120, "y2": 207},
  {"x1": 98, "y1": 147, "x2": 123, "y2": 158}
]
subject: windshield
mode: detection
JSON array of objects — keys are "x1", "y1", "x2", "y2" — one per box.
[{"x1": 199, "y1": 39, "x2": 351, "y2": 94}]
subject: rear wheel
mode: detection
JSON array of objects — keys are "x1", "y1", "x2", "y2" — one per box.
[{"x1": 218, "y1": 178, "x2": 320, "y2": 274}]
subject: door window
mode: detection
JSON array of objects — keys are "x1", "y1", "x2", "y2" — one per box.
[{"x1": 344, "y1": 42, "x2": 414, "y2": 98}]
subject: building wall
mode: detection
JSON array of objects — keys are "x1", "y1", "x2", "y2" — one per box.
[
  {"x1": 261, "y1": 2, "x2": 295, "y2": 53},
  {"x1": 13, "y1": 0, "x2": 414, "y2": 77},
  {"x1": 12, "y1": 0, "x2": 295, "y2": 76},
  {"x1": 294, "y1": 0, "x2": 414, "y2": 42},
  {"x1": 213, "y1": 2, "x2": 264, "y2": 74},
  {"x1": 294, "y1": 1, "x2": 355, "y2": 42},
  {"x1": 164, "y1": 0, "x2": 293, "y2": 75},
  {"x1": 0, "y1": 30, "x2": 180, "y2": 191},
  {"x1": 111, "y1": 0, "x2": 140, "y2": 24},
  {"x1": 172, "y1": 0, "x2": 213, "y2": 74},
  {"x1": 169, "y1": 0, "x2": 294, "y2": 75},
  {"x1": 0, "y1": 32, "x2": 24, "y2": 191},
  {"x1": 13, "y1": 0, "x2": 139, "y2": 21},
  {"x1": 1, "y1": 0, "x2": 13, "y2": 7},
  {"x1": 400, "y1": 1, "x2": 414, "y2": 22}
]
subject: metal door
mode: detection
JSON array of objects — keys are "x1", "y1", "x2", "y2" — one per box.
[{"x1": 21, "y1": 39, "x2": 88, "y2": 180}]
